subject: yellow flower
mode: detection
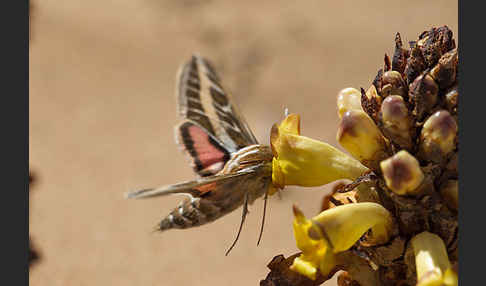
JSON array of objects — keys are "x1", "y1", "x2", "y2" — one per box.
[
  {"x1": 410, "y1": 232, "x2": 458, "y2": 286},
  {"x1": 290, "y1": 203, "x2": 393, "y2": 280},
  {"x1": 270, "y1": 114, "x2": 368, "y2": 191}
]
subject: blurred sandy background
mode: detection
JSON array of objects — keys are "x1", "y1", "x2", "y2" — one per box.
[{"x1": 29, "y1": 1, "x2": 457, "y2": 285}]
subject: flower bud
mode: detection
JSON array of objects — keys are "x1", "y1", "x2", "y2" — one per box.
[
  {"x1": 444, "y1": 86, "x2": 458, "y2": 114},
  {"x1": 380, "y1": 150, "x2": 424, "y2": 196},
  {"x1": 408, "y1": 231, "x2": 457, "y2": 286},
  {"x1": 380, "y1": 71, "x2": 407, "y2": 98},
  {"x1": 419, "y1": 110, "x2": 457, "y2": 163},
  {"x1": 410, "y1": 73, "x2": 439, "y2": 121},
  {"x1": 380, "y1": 95, "x2": 413, "y2": 149},
  {"x1": 337, "y1": 88, "x2": 362, "y2": 118},
  {"x1": 430, "y1": 49, "x2": 458, "y2": 90},
  {"x1": 337, "y1": 110, "x2": 389, "y2": 171},
  {"x1": 440, "y1": 180, "x2": 458, "y2": 211}
]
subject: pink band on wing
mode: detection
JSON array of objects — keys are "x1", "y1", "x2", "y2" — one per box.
[{"x1": 188, "y1": 125, "x2": 226, "y2": 168}]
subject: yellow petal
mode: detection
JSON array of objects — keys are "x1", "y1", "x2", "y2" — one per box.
[
  {"x1": 271, "y1": 114, "x2": 368, "y2": 189},
  {"x1": 290, "y1": 205, "x2": 330, "y2": 280},
  {"x1": 272, "y1": 133, "x2": 368, "y2": 187},
  {"x1": 278, "y1": 113, "x2": 300, "y2": 135},
  {"x1": 290, "y1": 203, "x2": 393, "y2": 279},
  {"x1": 311, "y1": 202, "x2": 393, "y2": 250},
  {"x1": 290, "y1": 256, "x2": 318, "y2": 280}
]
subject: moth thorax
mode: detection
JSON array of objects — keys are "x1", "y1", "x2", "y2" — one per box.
[{"x1": 222, "y1": 145, "x2": 272, "y2": 174}]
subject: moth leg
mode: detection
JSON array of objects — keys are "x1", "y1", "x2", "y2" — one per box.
[
  {"x1": 225, "y1": 193, "x2": 250, "y2": 256},
  {"x1": 256, "y1": 188, "x2": 269, "y2": 246}
]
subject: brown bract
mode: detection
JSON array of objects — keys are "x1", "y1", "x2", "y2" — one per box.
[{"x1": 391, "y1": 33, "x2": 409, "y2": 75}]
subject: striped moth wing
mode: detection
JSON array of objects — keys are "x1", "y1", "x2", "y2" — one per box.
[{"x1": 176, "y1": 54, "x2": 259, "y2": 176}]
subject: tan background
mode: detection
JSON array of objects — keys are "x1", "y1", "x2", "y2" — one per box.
[{"x1": 29, "y1": 1, "x2": 457, "y2": 285}]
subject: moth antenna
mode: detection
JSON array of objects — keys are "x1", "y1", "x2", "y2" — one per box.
[
  {"x1": 257, "y1": 188, "x2": 269, "y2": 246},
  {"x1": 225, "y1": 193, "x2": 250, "y2": 256}
]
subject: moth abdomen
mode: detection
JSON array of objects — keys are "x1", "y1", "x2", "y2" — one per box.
[{"x1": 157, "y1": 197, "x2": 222, "y2": 231}]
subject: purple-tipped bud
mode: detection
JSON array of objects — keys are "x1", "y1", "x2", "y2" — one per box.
[
  {"x1": 419, "y1": 110, "x2": 457, "y2": 163},
  {"x1": 380, "y1": 95, "x2": 413, "y2": 149},
  {"x1": 337, "y1": 110, "x2": 389, "y2": 171},
  {"x1": 380, "y1": 150, "x2": 424, "y2": 196}
]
